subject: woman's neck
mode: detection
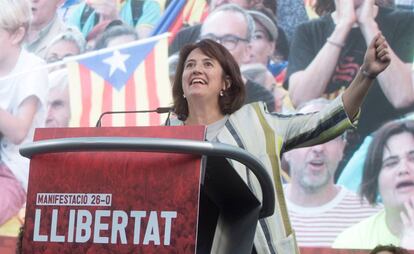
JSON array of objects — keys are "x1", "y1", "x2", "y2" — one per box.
[
  {"x1": 385, "y1": 206, "x2": 404, "y2": 237},
  {"x1": 185, "y1": 98, "x2": 225, "y2": 125}
]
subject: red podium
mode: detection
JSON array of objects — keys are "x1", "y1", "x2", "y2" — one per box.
[
  {"x1": 22, "y1": 126, "x2": 204, "y2": 253},
  {"x1": 20, "y1": 126, "x2": 276, "y2": 254}
]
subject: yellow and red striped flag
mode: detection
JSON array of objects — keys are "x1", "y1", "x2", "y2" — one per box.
[
  {"x1": 66, "y1": 33, "x2": 172, "y2": 127},
  {"x1": 153, "y1": 0, "x2": 207, "y2": 43}
]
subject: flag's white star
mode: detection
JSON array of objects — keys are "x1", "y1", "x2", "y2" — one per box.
[{"x1": 103, "y1": 50, "x2": 130, "y2": 76}]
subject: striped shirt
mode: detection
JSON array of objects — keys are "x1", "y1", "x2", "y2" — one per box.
[{"x1": 285, "y1": 186, "x2": 382, "y2": 247}]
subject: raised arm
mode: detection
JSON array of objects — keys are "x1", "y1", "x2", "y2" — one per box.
[
  {"x1": 0, "y1": 96, "x2": 40, "y2": 145},
  {"x1": 288, "y1": 0, "x2": 356, "y2": 107},
  {"x1": 357, "y1": 0, "x2": 414, "y2": 108},
  {"x1": 342, "y1": 33, "x2": 391, "y2": 120},
  {"x1": 266, "y1": 34, "x2": 390, "y2": 152}
]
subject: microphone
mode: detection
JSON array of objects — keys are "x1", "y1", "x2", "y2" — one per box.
[{"x1": 95, "y1": 107, "x2": 173, "y2": 127}]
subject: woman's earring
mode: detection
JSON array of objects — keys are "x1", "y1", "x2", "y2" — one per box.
[
  {"x1": 183, "y1": 94, "x2": 186, "y2": 99},
  {"x1": 219, "y1": 90, "x2": 224, "y2": 97}
]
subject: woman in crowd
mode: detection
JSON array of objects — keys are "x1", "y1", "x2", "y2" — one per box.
[
  {"x1": 370, "y1": 244, "x2": 411, "y2": 254},
  {"x1": 333, "y1": 120, "x2": 414, "y2": 249},
  {"x1": 44, "y1": 29, "x2": 86, "y2": 65},
  {"x1": 169, "y1": 32, "x2": 390, "y2": 253},
  {"x1": 247, "y1": 7, "x2": 288, "y2": 81}
]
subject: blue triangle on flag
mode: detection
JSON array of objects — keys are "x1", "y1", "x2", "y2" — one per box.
[{"x1": 78, "y1": 40, "x2": 157, "y2": 90}]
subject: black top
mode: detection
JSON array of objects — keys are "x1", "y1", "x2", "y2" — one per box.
[
  {"x1": 245, "y1": 79, "x2": 275, "y2": 112},
  {"x1": 286, "y1": 7, "x2": 414, "y2": 139}
]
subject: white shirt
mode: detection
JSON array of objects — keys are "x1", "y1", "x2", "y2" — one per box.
[
  {"x1": 285, "y1": 186, "x2": 382, "y2": 247},
  {"x1": 0, "y1": 49, "x2": 48, "y2": 189}
]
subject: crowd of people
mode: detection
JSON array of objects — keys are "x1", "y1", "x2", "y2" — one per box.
[{"x1": 0, "y1": 0, "x2": 413, "y2": 252}]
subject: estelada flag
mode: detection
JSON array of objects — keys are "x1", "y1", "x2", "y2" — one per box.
[
  {"x1": 152, "y1": 0, "x2": 208, "y2": 43},
  {"x1": 66, "y1": 33, "x2": 172, "y2": 127}
]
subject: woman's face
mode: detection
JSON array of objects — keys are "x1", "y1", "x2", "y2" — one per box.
[
  {"x1": 181, "y1": 48, "x2": 227, "y2": 100},
  {"x1": 45, "y1": 40, "x2": 81, "y2": 72},
  {"x1": 248, "y1": 21, "x2": 275, "y2": 65},
  {"x1": 378, "y1": 132, "x2": 414, "y2": 209}
]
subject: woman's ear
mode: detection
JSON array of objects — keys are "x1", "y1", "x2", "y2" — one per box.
[
  {"x1": 11, "y1": 27, "x2": 26, "y2": 45},
  {"x1": 224, "y1": 76, "x2": 232, "y2": 90}
]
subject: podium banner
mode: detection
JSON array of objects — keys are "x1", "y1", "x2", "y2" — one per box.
[{"x1": 23, "y1": 126, "x2": 205, "y2": 254}]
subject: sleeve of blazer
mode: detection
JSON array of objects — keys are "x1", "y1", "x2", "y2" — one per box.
[{"x1": 263, "y1": 95, "x2": 359, "y2": 152}]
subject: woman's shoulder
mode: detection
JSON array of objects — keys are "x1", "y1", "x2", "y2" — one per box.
[
  {"x1": 232, "y1": 101, "x2": 266, "y2": 115},
  {"x1": 232, "y1": 101, "x2": 295, "y2": 120},
  {"x1": 332, "y1": 210, "x2": 385, "y2": 248}
]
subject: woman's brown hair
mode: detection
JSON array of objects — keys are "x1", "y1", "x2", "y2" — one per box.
[
  {"x1": 172, "y1": 39, "x2": 246, "y2": 120},
  {"x1": 360, "y1": 119, "x2": 414, "y2": 204},
  {"x1": 369, "y1": 244, "x2": 410, "y2": 254}
]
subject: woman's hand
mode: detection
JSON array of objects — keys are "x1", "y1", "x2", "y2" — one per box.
[
  {"x1": 400, "y1": 196, "x2": 414, "y2": 250},
  {"x1": 356, "y1": 0, "x2": 377, "y2": 26},
  {"x1": 361, "y1": 33, "x2": 391, "y2": 77},
  {"x1": 336, "y1": 0, "x2": 357, "y2": 27}
]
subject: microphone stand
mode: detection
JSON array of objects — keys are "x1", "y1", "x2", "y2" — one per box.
[{"x1": 95, "y1": 107, "x2": 172, "y2": 127}]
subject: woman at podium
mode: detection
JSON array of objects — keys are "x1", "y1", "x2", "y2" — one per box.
[{"x1": 169, "y1": 35, "x2": 390, "y2": 254}]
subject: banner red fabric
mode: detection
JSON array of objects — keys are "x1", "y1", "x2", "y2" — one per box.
[{"x1": 23, "y1": 126, "x2": 205, "y2": 254}]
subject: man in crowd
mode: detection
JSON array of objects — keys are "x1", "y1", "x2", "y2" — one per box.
[
  {"x1": 170, "y1": 0, "x2": 267, "y2": 55},
  {"x1": 286, "y1": 0, "x2": 414, "y2": 141},
  {"x1": 45, "y1": 69, "x2": 70, "y2": 128},
  {"x1": 67, "y1": 0, "x2": 161, "y2": 39},
  {"x1": 198, "y1": 4, "x2": 276, "y2": 111},
  {"x1": 26, "y1": 0, "x2": 73, "y2": 58},
  {"x1": 283, "y1": 98, "x2": 381, "y2": 247}
]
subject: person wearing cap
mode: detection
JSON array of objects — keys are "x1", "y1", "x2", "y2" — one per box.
[
  {"x1": 247, "y1": 7, "x2": 288, "y2": 84},
  {"x1": 248, "y1": 8, "x2": 279, "y2": 66},
  {"x1": 169, "y1": 0, "x2": 291, "y2": 57},
  {"x1": 199, "y1": 4, "x2": 276, "y2": 112}
]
